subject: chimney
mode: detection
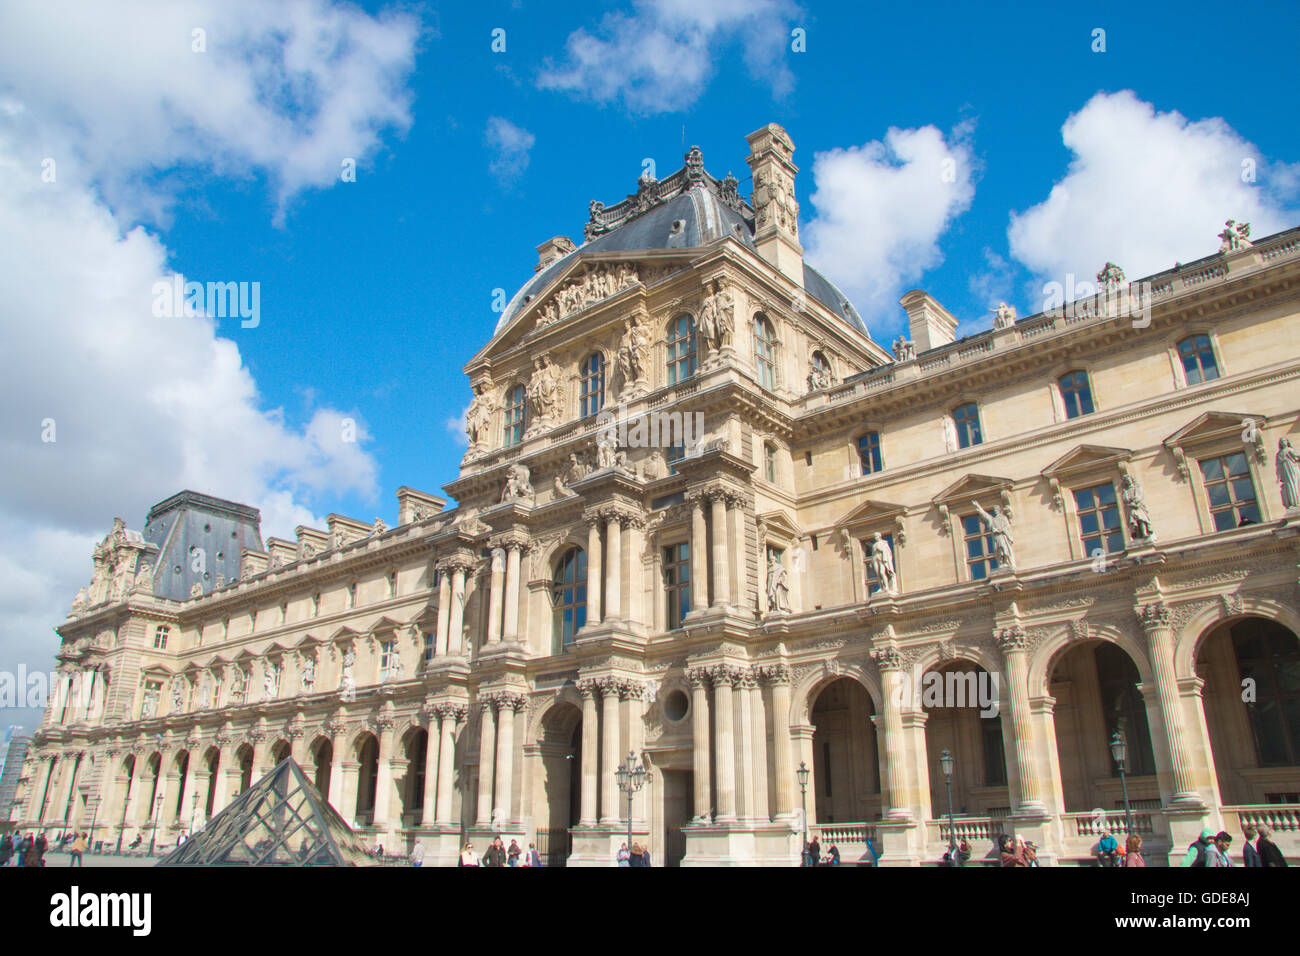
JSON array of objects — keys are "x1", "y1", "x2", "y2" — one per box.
[
  {"x1": 536, "y1": 236, "x2": 576, "y2": 272},
  {"x1": 744, "y1": 123, "x2": 804, "y2": 285},
  {"x1": 899, "y1": 290, "x2": 958, "y2": 353}
]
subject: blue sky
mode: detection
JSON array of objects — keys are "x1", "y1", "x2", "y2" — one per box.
[{"x1": 0, "y1": 0, "x2": 1298, "y2": 722}]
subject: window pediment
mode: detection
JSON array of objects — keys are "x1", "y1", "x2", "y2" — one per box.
[
  {"x1": 1042, "y1": 445, "x2": 1133, "y2": 509},
  {"x1": 1163, "y1": 411, "x2": 1267, "y2": 479},
  {"x1": 933, "y1": 474, "x2": 1014, "y2": 530},
  {"x1": 833, "y1": 498, "x2": 908, "y2": 544}
]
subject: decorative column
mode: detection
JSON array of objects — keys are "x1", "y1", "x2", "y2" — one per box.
[
  {"x1": 476, "y1": 698, "x2": 497, "y2": 825},
  {"x1": 248, "y1": 727, "x2": 271, "y2": 782},
  {"x1": 744, "y1": 668, "x2": 769, "y2": 822},
  {"x1": 178, "y1": 756, "x2": 203, "y2": 831},
  {"x1": 600, "y1": 679, "x2": 621, "y2": 825},
  {"x1": 623, "y1": 681, "x2": 647, "y2": 824},
  {"x1": 1140, "y1": 602, "x2": 1203, "y2": 806},
  {"x1": 710, "y1": 492, "x2": 731, "y2": 607},
  {"x1": 689, "y1": 494, "x2": 709, "y2": 611},
  {"x1": 712, "y1": 666, "x2": 738, "y2": 823},
  {"x1": 604, "y1": 514, "x2": 623, "y2": 622},
  {"x1": 421, "y1": 705, "x2": 440, "y2": 826},
  {"x1": 209, "y1": 740, "x2": 235, "y2": 814},
  {"x1": 486, "y1": 548, "x2": 505, "y2": 644},
  {"x1": 434, "y1": 704, "x2": 463, "y2": 825},
  {"x1": 586, "y1": 518, "x2": 603, "y2": 625},
  {"x1": 503, "y1": 542, "x2": 524, "y2": 642},
  {"x1": 727, "y1": 495, "x2": 746, "y2": 609},
  {"x1": 372, "y1": 713, "x2": 396, "y2": 832},
  {"x1": 29, "y1": 755, "x2": 56, "y2": 824},
  {"x1": 326, "y1": 722, "x2": 347, "y2": 814},
  {"x1": 764, "y1": 665, "x2": 796, "y2": 817},
  {"x1": 447, "y1": 565, "x2": 468, "y2": 655},
  {"x1": 997, "y1": 626, "x2": 1047, "y2": 813},
  {"x1": 688, "y1": 668, "x2": 712, "y2": 821},
  {"x1": 494, "y1": 693, "x2": 524, "y2": 824},
  {"x1": 874, "y1": 646, "x2": 913, "y2": 820},
  {"x1": 624, "y1": 516, "x2": 646, "y2": 626},
  {"x1": 435, "y1": 564, "x2": 452, "y2": 656},
  {"x1": 578, "y1": 680, "x2": 600, "y2": 826},
  {"x1": 288, "y1": 725, "x2": 307, "y2": 766}
]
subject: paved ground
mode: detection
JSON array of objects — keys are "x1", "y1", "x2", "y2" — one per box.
[{"x1": 17, "y1": 851, "x2": 161, "y2": 867}]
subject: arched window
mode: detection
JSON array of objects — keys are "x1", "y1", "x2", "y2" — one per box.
[
  {"x1": 1058, "y1": 370, "x2": 1095, "y2": 419},
  {"x1": 666, "y1": 314, "x2": 696, "y2": 385},
  {"x1": 552, "y1": 548, "x2": 587, "y2": 652},
  {"x1": 952, "y1": 402, "x2": 983, "y2": 449},
  {"x1": 764, "y1": 443, "x2": 777, "y2": 483},
  {"x1": 580, "y1": 352, "x2": 606, "y2": 418},
  {"x1": 503, "y1": 384, "x2": 526, "y2": 446},
  {"x1": 857, "y1": 432, "x2": 883, "y2": 475},
  {"x1": 754, "y1": 315, "x2": 778, "y2": 390},
  {"x1": 1178, "y1": 334, "x2": 1219, "y2": 385}
]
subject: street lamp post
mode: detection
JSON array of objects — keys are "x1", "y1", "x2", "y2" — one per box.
[
  {"x1": 796, "y1": 761, "x2": 810, "y2": 867},
  {"x1": 147, "y1": 793, "x2": 163, "y2": 856},
  {"x1": 940, "y1": 749, "x2": 958, "y2": 865},
  {"x1": 614, "y1": 751, "x2": 646, "y2": 863},
  {"x1": 1110, "y1": 732, "x2": 1133, "y2": 837}
]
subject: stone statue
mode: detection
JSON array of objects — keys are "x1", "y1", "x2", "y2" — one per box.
[
  {"x1": 71, "y1": 588, "x2": 88, "y2": 613},
  {"x1": 501, "y1": 462, "x2": 534, "y2": 502},
  {"x1": 807, "y1": 361, "x2": 832, "y2": 391},
  {"x1": 189, "y1": 582, "x2": 203, "y2": 598},
  {"x1": 697, "y1": 280, "x2": 734, "y2": 354},
  {"x1": 1097, "y1": 262, "x2": 1126, "y2": 291},
  {"x1": 616, "y1": 315, "x2": 651, "y2": 397},
  {"x1": 199, "y1": 672, "x2": 213, "y2": 709},
  {"x1": 214, "y1": 573, "x2": 225, "y2": 589},
  {"x1": 868, "y1": 533, "x2": 898, "y2": 596},
  {"x1": 230, "y1": 666, "x2": 247, "y2": 704},
  {"x1": 465, "y1": 379, "x2": 495, "y2": 449},
  {"x1": 340, "y1": 648, "x2": 356, "y2": 702},
  {"x1": 971, "y1": 501, "x2": 1015, "y2": 570},
  {"x1": 596, "y1": 427, "x2": 617, "y2": 470},
  {"x1": 263, "y1": 660, "x2": 277, "y2": 700},
  {"x1": 172, "y1": 680, "x2": 185, "y2": 713},
  {"x1": 990, "y1": 302, "x2": 1017, "y2": 330},
  {"x1": 1218, "y1": 219, "x2": 1253, "y2": 253},
  {"x1": 643, "y1": 450, "x2": 667, "y2": 481},
  {"x1": 141, "y1": 686, "x2": 158, "y2": 719},
  {"x1": 372, "y1": 517, "x2": 387, "y2": 535},
  {"x1": 301, "y1": 655, "x2": 316, "y2": 694},
  {"x1": 554, "y1": 452, "x2": 589, "y2": 497},
  {"x1": 1278, "y1": 437, "x2": 1300, "y2": 511},
  {"x1": 1121, "y1": 474, "x2": 1155, "y2": 540},
  {"x1": 387, "y1": 653, "x2": 403, "y2": 682},
  {"x1": 614, "y1": 450, "x2": 636, "y2": 477},
  {"x1": 526, "y1": 354, "x2": 560, "y2": 429},
  {"x1": 766, "y1": 552, "x2": 791, "y2": 613},
  {"x1": 131, "y1": 564, "x2": 153, "y2": 594}
]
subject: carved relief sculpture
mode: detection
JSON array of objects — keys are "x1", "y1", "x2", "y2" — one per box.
[
  {"x1": 465, "y1": 378, "x2": 495, "y2": 452},
  {"x1": 1278, "y1": 437, "x2": 1300, "y2": 511},
  {"x1": 501, "y1": 462, "x2": 534, "y2": 502},
  {"x1": 525, "y1": 354, "x2": 561, "y2": 433}
]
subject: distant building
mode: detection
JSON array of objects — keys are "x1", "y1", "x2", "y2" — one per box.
[
  {"x1": 21, "y1": 123, "x2": 1300, "y2": 865},
  {"x1": 0, "y1": 735, "x2": 31, "y2": 831}
]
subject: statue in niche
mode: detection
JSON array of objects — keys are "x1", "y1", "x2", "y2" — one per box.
[
  {"x1": 172, "y1": 679, "x2": 185, "y2": 713},
  {"x1": 263, "y1": 660, "x2": 278, "y2": 700},
  {"x1": 869, "y1": 533, "x2": 898, "y2": 596},
  {"x1": 301, "y1": 654, "x2": 316, "y2": 694},
  {"x1": 971, "y1": 501, "x2": 1015, "y2": 570},
  {"x1": 766, "y1": 551, "x2": 791, "y2": 613},
  {"x1": 807, "y1": 361, "x2": 832, "y2": 391},
  {"x1": 141, "y1": 686, "x2": 158, "y2": 719},
  {"x1": 526, "y1": 354, "x2": 560, "y2": 428},
  {"x1": 1121, "y1": 474, "x2": 1155, "y2": 540},
  {"x1": 697, "y1": 280, "x2": 735, "y2": 354},
  {"x1": 199, "y1": 672, "x2": 213, "y2": 709},
  {"x1": 595, "y1": 427, "x2": 618, "y2": 470},
  {"x1": 617, "y1": 315, "x2": 651, "y2": 397},
  {"x1": 339, "y1": 648, "x2": 356, "y2": 702},
  {"x1": 1277, "y1": 437, "x2": 1300, "y2": 511},
  {"x1": 465, "y1": 379, "x2": 495, "y2": 449}
]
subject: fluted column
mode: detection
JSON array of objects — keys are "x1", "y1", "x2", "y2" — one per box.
[
  {"x1": 30, "y1": 755, "x2": 57, "y2": 824},
  {"x1": 765, "y1": 665, "x2": 795, "y2": 817},
  {"x1": 503, "y1": 543, "x2": 523, "y2": 641},
  {"x1": 209, "y1": 743, "x2": 234, "y2": 814},
  {"x1": 688, "y1": 669, "x2": 712, "y2": 820},
  {"x1": 600, "y1": 679, "x2": 621, "y2": 824},
  {"x1": 476, "y1": 698, "x2": 497, "y2": 825},
  {"x1": 586, "y1": 519, "x2": 603, "y2": 625},
  {"x1": 1140, "y1": 602, "x2": 1203, "y2": 805},
  {"x1": 713, "y1": 666, "x2": 737, "y2": 822},
  {"x1": 486, "y1": 548, "x2": 505, "y2": 644},
  {"x1": 578, "y1": 680, "x2": 599, "y2": 826},
  {"x1": 874, "y1": 646, "x2": 913, "y2": 820},
  {"x1": 997, "y1": 626, "x2": 1046, "y2": 813},
  {"x1": 494, "y1": 694, "x2": 523, "y2": 824},
  {"x1": 448, "y1": 565, "x2": 468, "y2": 654},
  {"x1": 248, "y1": 730, "x2": 271, "y2": 783},
  {"x1": 372, "y1": 716, "x2": 396, "y2": 831},
  {"x1": 745, "y1": 668, "x2": 769, "y2": 821},
  {"x1": 623, "y1": 682, "x2": 646, "y2": 823},
  {"x1": 605, "y1": 515, "x2": 623, "y2": 622},
  {"x1": 288, "y1": 727, "x2": 307, "y2": 766},
  {"x1": 727, "y1": 495, "x2": 746, "y2": 609},
  {"x1": 435, "y1": 565, "x2": 452, "y2": 656},
  {"x1": 434, "y1": 705, "x2": 462, "y2": 825},
  {"x1": 178, "y1": 757, "x2": 203, "y2": 830},
  {"x1": 421, "y1": 708, "x2": 440, "y2": 825},
  {"x1": 689, "y1": 494, "x2": 709, "y2": 611},
  {"x1": 710, "y1": 493, "x2": 731, "y2": 607},
  {"x1": 624, "y1": 517, "x2": 646, "y2": 626}
]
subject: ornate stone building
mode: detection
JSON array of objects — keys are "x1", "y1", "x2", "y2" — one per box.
[{"x1": 17, "y1": 124, "x2": 1300, "y2": 865}]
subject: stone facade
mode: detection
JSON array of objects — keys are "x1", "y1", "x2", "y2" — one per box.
[{"x1": 17, "y1": 124, "x2": 1300, "y2": 866}]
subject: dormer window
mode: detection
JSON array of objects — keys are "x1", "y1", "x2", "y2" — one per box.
[
  {"x1": 153, "y1": 625, "x2": 169, "y2": 650},
  {"x1": 667, "y1": 314, "x2": 697, "y2": 385},
  {"x1": 503, "y1": 384, "x2": 526, "y2": 447}
]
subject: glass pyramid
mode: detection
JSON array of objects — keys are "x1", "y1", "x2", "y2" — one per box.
[{"x1": 157, "y1": 757, "x2": 377, "y2": 866}]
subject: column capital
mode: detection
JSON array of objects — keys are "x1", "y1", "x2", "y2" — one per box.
[
  {"x1": 686, "y1": 666, "x2": 712, "y2": 689},
  {"x1": 708, "y1": 663, "x2": 743, "y2": 687},
  {"x1": 577, "y1": 677, "x2": 601, "y2": 699},
  {"x1": 997, "y1": 624, "x2": 1029, "y2": 654},
  {"x1": 1138, "y1": 600, "x2": 1172, "y2": 633},
  {"x1": 872, "y1": 644, "x2": 904, "y2": 672},
  {"x1": 756, "y1": 662, "x2": 791, "y2": 685}
]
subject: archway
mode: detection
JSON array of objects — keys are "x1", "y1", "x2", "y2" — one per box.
[
  {"x1": 354, "y1": 733, "x2": 379, "y2": 826},
  {"x1": 170, "y1": 751, "x2": 190, "y2": 830},
  {"x1": 810, "y1": 678, "x2": 880, "y2": 823},
  {"x1": 1197, "y1": 616, "x2": 1300, "y2": 805},
  {"x1": 400, "y1": 727, "x2": 428, "y2": 826},
  {"x1": 537, "y1": 701, "x2": 582, "y2": 866},
  {"x1": 924, "y1": 662, "x2": 1008, "y2": 819},
  {"x1": 202, "y1": 747, "x2": 220, "y2": 819},
  {"x1": 270, "y1": 740, "x2": 291, "y2": 766},
  {"x1": 234, "y1": 744, "x2": 253, "y2": 795},
  {"x1": 1049, "y1": 640, "x2": 1158, "y2": 812},
  {"x1": 310, "y1": 736, "x2": 333, "y2": 799}
]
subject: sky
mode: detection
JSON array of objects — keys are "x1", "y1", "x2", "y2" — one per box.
[{"x1": 0, "y1": 0, "x2": 1298, "y2": 733}]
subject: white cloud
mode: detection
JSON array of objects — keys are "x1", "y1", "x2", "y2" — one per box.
[
  {"x1": 0, "y1": 0, "x2": 418, "y2": 715},
  {"x1": 538, "y1": 0, "x2": 801, "y2": 114},
  {"x1": 802, "y1": 124, "x2": 977, "y2": 329},
  {"x1": 485, "y1": 117, "x2": 535, "y2": 184},
  {"x1": 446, "y1": 406, "x2": 470, "y2": 448},
  {"x1": 1008, "y1": 91, "x2": 1300, "y2": 287}
]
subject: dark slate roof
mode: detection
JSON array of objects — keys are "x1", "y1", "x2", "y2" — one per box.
[
  {"x1": 142, "y1": 490, "x2": 263, "y2": 602},
  {"x1": 493, "y1": 147, "x2": 871, "y2": 339}
]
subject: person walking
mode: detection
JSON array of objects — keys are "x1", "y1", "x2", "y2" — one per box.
[
  {"x1": 458, "y1": 842, "x2": 479, "y2": 866},
  {"x1": 1123, "y1": 834, "x2": 1145, "y2": 867},
  {"x1": 483, "y1": 836, "x2": 506, "y2": 868},
  {"x1": 507, "y1": 839, "x2": 521, "y2": 867},
  {"x1": 35, "y1": 832, "x2": 48, "y2": 867},
  {"x1": 1182, "y1": 828, "x2": 1216, "y2": 866},
  {"x1": 527, "y1": 842, "x2": 542, "y2": 867},
  {"x1": 0, "y1": 832, "x2": 11, "y2": 866},
  {"x1": 1241, "y1": 826, "x2": 1261, "y2": 867},
  {"x1": 807, "y1": 834, "x2": 820, "y2": 867},
  {"x1": 69, "y1": 832, "x2": 87, "y2": 867},
  {"x1": 13, "y1": 831, "x2": 26, "y2": 867},
  {"x1": 1205, "y1": 831, "x2": 1234, "y2": 867},
  {"x1": 1256, "y1": 826, "x2": 1288, "y2": 867},
  {"x1": 24, "y1": 836, "x2": 43, "y2": 868}
]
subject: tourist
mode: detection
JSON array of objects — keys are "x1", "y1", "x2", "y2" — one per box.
[
  {"x1": 458, "y1": 842, "x2": 479, "y2": 866},
  {"x1": 410, "y1": 842, "x2": 424, "y2": 867},
  {"x1": 1205, "y1": 831, "x2": 1233, "y2": 867},
  {"x1": 507, "y1": 839, "x2": 521, "y2": 867},
  {"x1": 807, "y1": 834, "x2": 820, "y2": 867},
  {"x1": 639, "y1": 843, "x2": 652, "y2": 867},
  {"x1": 628, "y1": 842, "x2": 643, "y2": 867},
  {"x1": 527, "y1": 842, "x2": 542, "y2": 867},
  {"x1": 24, "y1": 836, "x2": 43, "y2": 868},
  {"x1": 1241, "y1": 826, "x2": 1261, "y2": 867},
  {"x1": 1256, "y1": 826, "x2": 1287, "y2": 867},
  {"x1": 1096, "y1": 829, "x2": 1120, "y2": 867},
  {"x1": 0, "y1": 832, "x2": 11, "y2": 866},
  {"x1": 69, "y1": 832, "x2": 87, "y2": 867},
  {"x1": 942, "y1": 839, "x2": 970, "y2": 867},
  {"x1": 35, "y1": 832, "x2": 48, "y2": 866},
  {"x1": 826, "y1": 841, "x2": 840, "y2": 866},
  {"x1": 13, "y1": 831, "x2": 26, "y2": 867},
  {"x1": 616, "y1": 842, "x2": 631, "y2": 866},
  {"x1": 1022, "y1": 837, "x2": 1039, "y2": 867},
  {"x1": 1124, "y1": 834, "x2": 1145, "y2": 867},
  {"x1": 483, "y1": 836, "x2": 506, "y2": 867},
  {"x1": 999, "y1": 834, "x2": 1026, "y2": 867}
]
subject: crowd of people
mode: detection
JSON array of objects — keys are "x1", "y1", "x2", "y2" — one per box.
[
  {"x1": 615, "y1": 841, "x2": 652, "y2": 866},
  {"x1": 801, "y1": 834, "x2": 847, "y2": 865},
  {"x1": 0, "y1": 830, "x2": 50, "y2": 866},
  {"x1": 454, "y1": 836, "x2": 543, "y2": 866}
]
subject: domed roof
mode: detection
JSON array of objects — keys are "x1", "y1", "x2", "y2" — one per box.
[{"x1": 493, "y1": 146, "x2": 869, "y2": 338}]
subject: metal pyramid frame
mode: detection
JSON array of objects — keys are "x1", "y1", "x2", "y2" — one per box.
[{"x1": 158, "y1": 757, "x2": 376, "y2": 866}]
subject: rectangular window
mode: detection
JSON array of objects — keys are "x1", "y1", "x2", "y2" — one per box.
[
  {"x1": 858, "y1": 432, "x2": 883, "y2": 475},
  {"x1": 388, "y1": 572, "x2": 398, "y2": 598},
  {"x1": 981, "y1": 714, "x2": 1007, "y2": 786},
  {"x1": 1074, "y1": 482, "x2": 1124, "y2": 556},
  {"x1": 381, "y1": 640, "x2": 397, "y2": 678},
  {"x1": 1199, "y1": 452, "x2": 1262, "y2": 531},
  {"x1": 154, "y1": 626, "x2": 169, "y2": 649},
  {"x1": 423, "y1": 633, "x2": 435, "y2": 664},
  {"x1": 764, "y1": 444, "x2": 777, "y2": 483},
  {"x1": 953, "y1": 403, "x2": 982, "y2": 449},
  {"x1": 663, "y1": 542, "x2": 691, "y2": 630},
  {"x1": 348, "y1": 583, "x2": 357, "y2": 609},
  {"x1": 666, "y1": 442, "x2": 686, "y2": 475},
  {"x1": 962, "y1": 513, "x2": 998, "y2": 581}
]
